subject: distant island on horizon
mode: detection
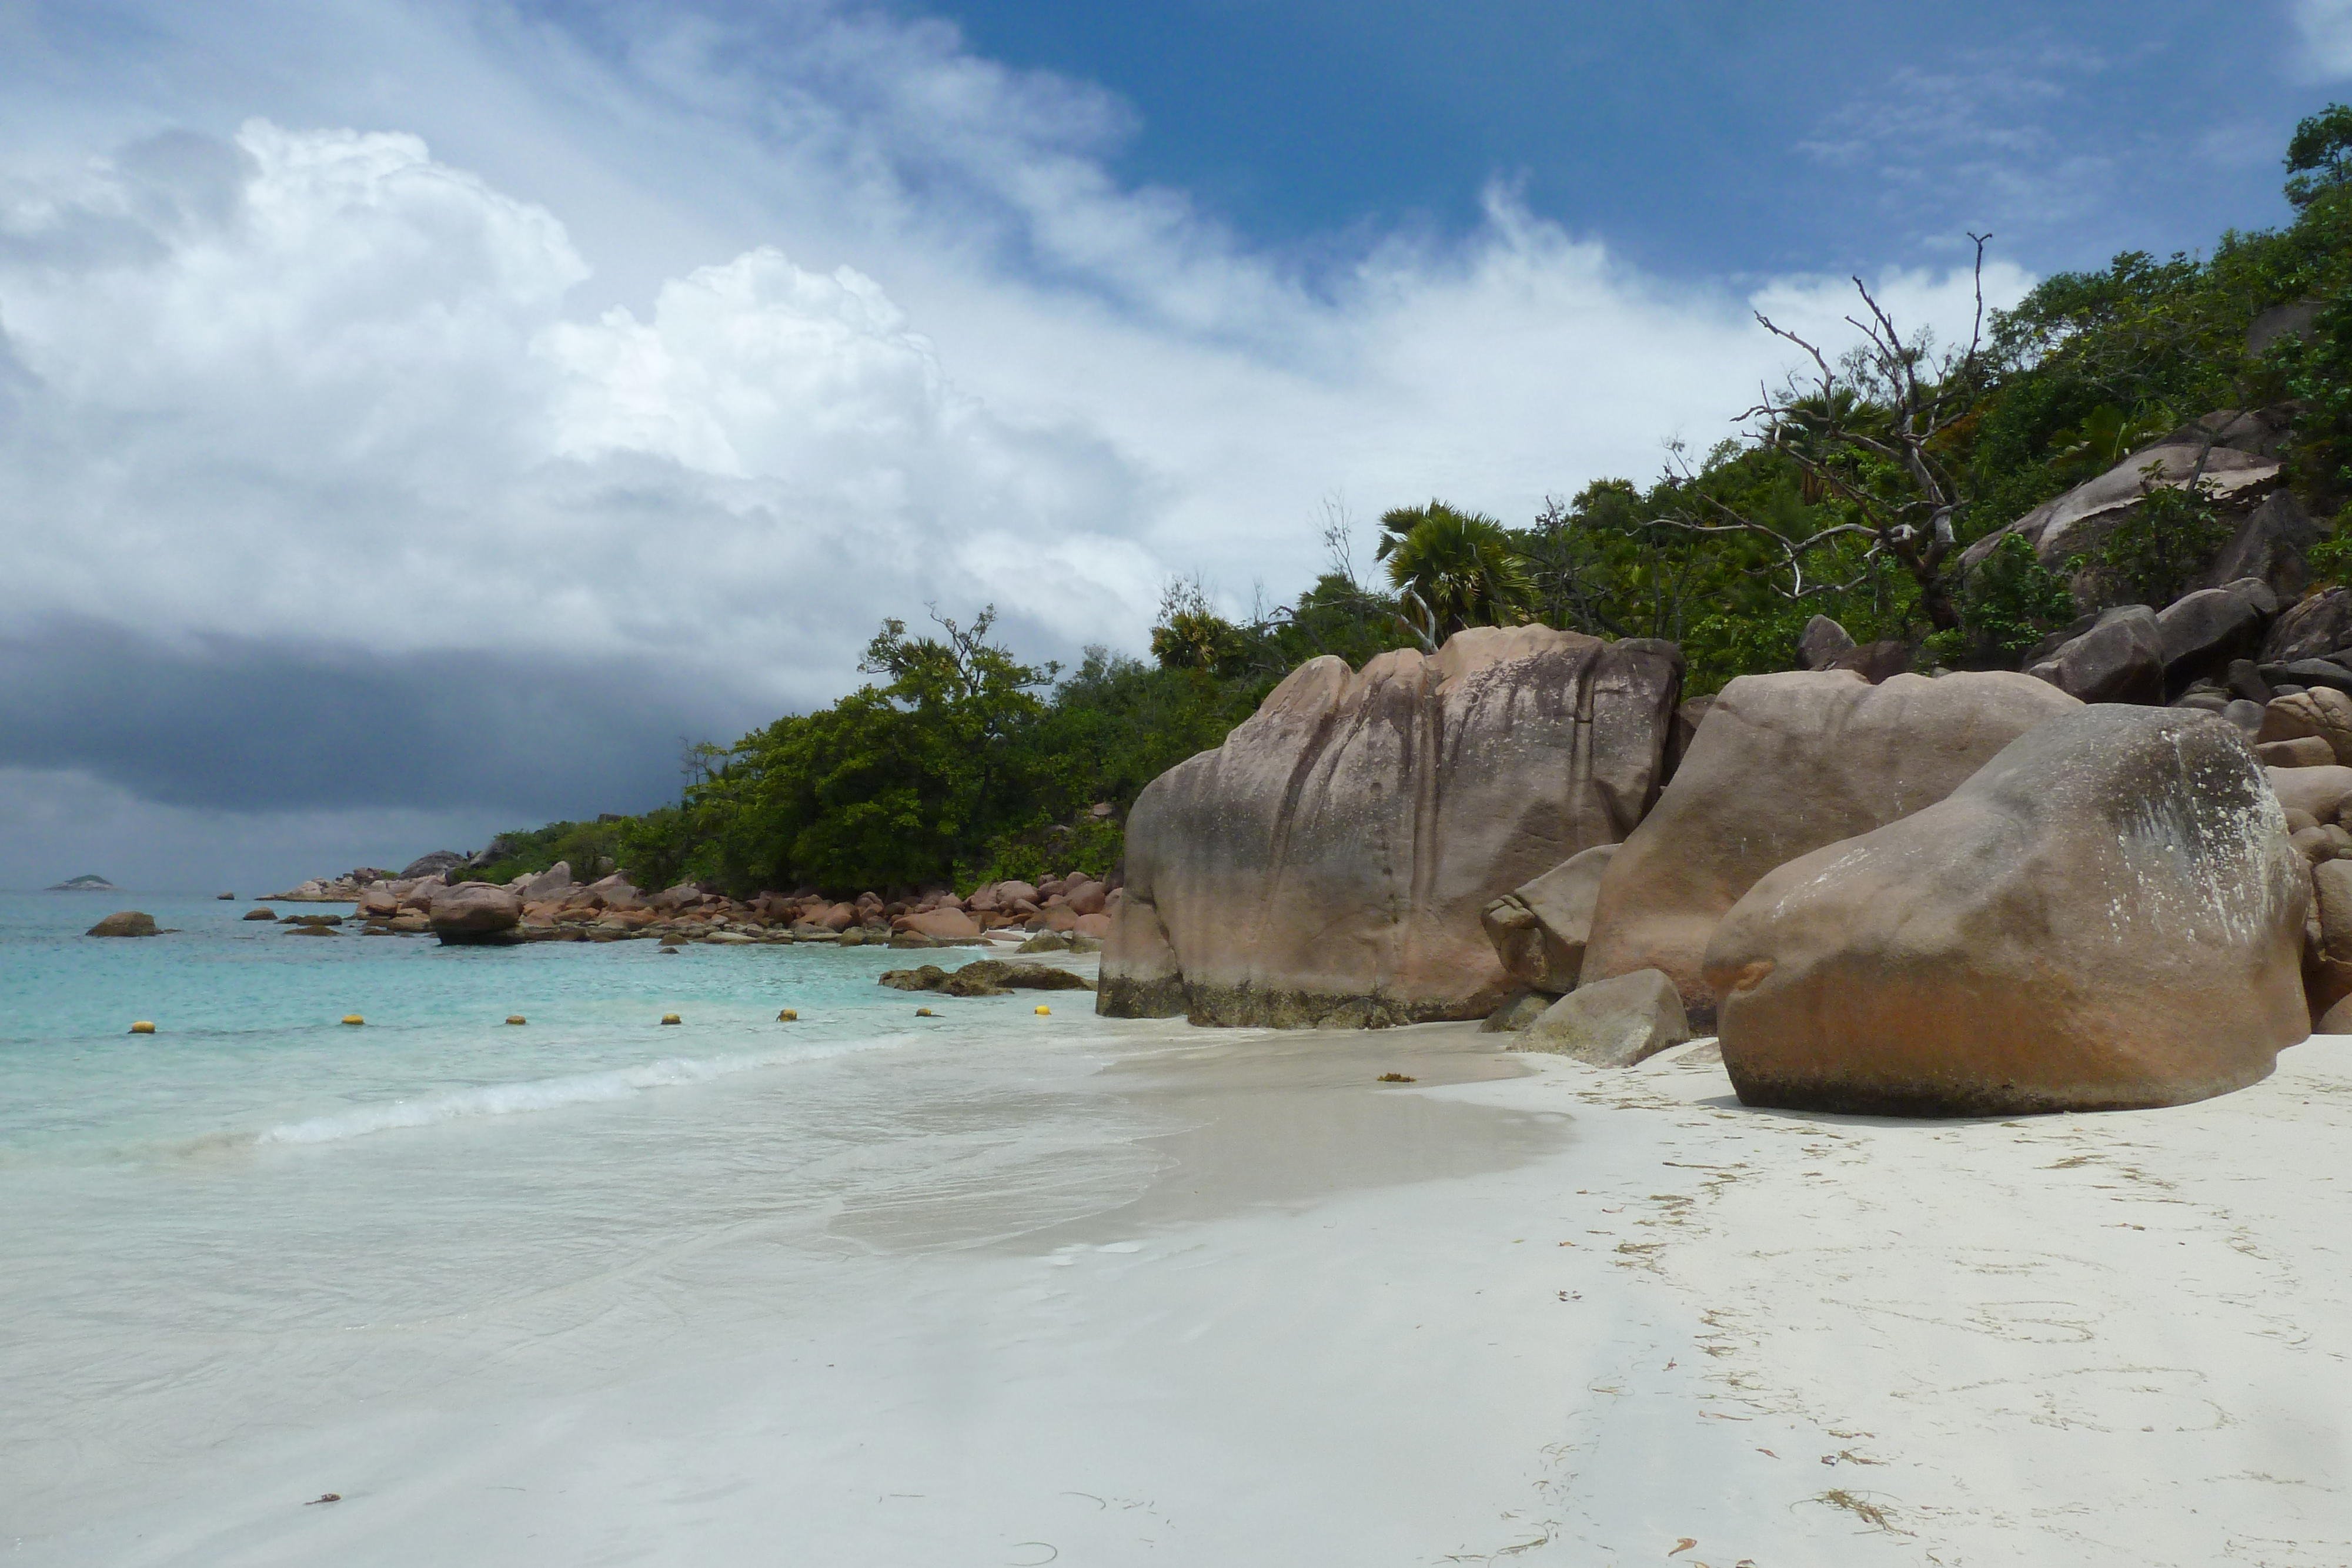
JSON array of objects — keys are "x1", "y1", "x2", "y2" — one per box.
[{"x1": 45, "y1": 875, "x2": 117, "y2": 892}]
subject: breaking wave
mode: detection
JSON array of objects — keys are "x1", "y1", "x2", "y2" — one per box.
[{"x1": 256, "y1": 1035, "x2": 911, "y2": 1145}]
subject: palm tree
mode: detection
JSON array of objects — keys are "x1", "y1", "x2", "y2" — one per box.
[{"x1": 1378, "y1": 502, "x2": 1532, "y2": 649}]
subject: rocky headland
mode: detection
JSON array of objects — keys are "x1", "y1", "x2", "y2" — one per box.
[{"x1": 1097, "y1": 414, "x2": 2352, "y2": 1118}]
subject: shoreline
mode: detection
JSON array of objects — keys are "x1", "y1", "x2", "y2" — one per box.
[{"x1": 14, "y1": 1022, "x2": 2352, "y2": 1564}]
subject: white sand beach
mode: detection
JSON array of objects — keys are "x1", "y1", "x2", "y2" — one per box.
[{"x1": 19, "y1": 1018, "x2": 2352, "y2": 1567}]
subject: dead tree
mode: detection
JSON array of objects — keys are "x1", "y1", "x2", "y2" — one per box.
[{"x1": 1655, "y1": 234, "x2": 1996, "y2": 632}]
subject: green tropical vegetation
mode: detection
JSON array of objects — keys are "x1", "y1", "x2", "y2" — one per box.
[{"x1": 463, "y1": 107, "x2": 2352, "y2": 899}]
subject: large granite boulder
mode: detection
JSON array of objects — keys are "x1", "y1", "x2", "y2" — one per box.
[
  {"x1": 427, "y1": 883, "x2": 523, "y2": 945},
  {"x1": 1579, "y1": 670, "x2": 2082, "y2": 1024},
  {"x1": 517, "y1": 862, "x2": 574, "y2": 901},
  {"x1": 2306, "y1": 859, "x2": 2352, "y2": 1025},
  {"x1": 1703, "y1": 706, "x2": 2308, "y2": 1116},
  {"x1": 1100, "y1": 626, "x2": 1685, "y2": 1027},
  {"x1": 2264, "y1": 587, "x2": 2352, "y2": 666},
  {"x1": 400, "y1": 850, "x2": 467, "y2": 880},
  {"x1": 2259, "y1": 689, "x2": 2352, "y2": 765},
  {"x1": 894, "y1": 907, "x2": 982, "y2": 942},
  {"x1": 1479, "y1": 844, "x2": 1617, "y2": 994},
  {"x1": 2203, "y1": 492, "x2": 2321, "y2": 601},
  {"x1": 1798, "y1": 616, "x2": 1855, "y2": 670},
  {"x1": 2156, "y1": 579, "x2": 2276, "y2": 688},
  {"x1": 1824, "y1": 640, "x2": 1913, "y2": 684},
  {"x1": 1959, "y1": 441, "x2": 2282, "y2": 576},
  {"x1": 2261, "y1": 657, "x2": 2352, "y2": 696},
  {"x1": 2027, "y1": 606, "x2": 2164, "y2": 704},
  {"x1": 2268, "y1": 764, "x2": 2352, "y2": 823}
]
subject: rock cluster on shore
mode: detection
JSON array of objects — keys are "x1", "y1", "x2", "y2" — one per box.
[
  {"x1": 1576, "y1": 669, "x2": 2081, "y2": 1028},
  {"x1": 268, "y1": 858, "x2": 1118, "y2": 949},
  {"x1": 1705, "y1": 705, "x2": 2308, "y2": 1115},
  {"x1": 1096, "y1": 556, "x2": 2352, "y2": 1116}
]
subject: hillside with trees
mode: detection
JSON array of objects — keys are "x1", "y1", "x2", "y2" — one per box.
[{"x1": 463, "y1": 106, "x2": 2352, "y2": 900}]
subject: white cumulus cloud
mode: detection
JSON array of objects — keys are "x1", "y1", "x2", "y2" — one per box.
[{"x1": 0, "y1": 0, "x2": 2032, "y2": 886}]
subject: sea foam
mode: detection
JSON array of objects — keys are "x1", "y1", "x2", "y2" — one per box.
[{"x1": 256, "y1": 1035, "x2": 910, "y2": 1145}]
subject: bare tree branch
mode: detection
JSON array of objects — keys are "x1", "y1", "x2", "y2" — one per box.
[{"x1": 1661, "y1": 233, "x2": 1995, "y2": 632}]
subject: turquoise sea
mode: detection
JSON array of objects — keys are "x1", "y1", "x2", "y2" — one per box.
[
  {"x1": 0, "y1": 891, "x2": 1177, "y2": 1555},
  {"x1": 0, "y1": 891, "x2": 997, "y2": 1158}
]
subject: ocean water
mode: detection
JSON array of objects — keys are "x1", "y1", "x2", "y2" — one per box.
[{"x1": 0, "y1": 892, "x2": 1179, "y2": 1536}]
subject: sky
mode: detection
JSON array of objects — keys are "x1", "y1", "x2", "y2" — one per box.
[{"x1": 0, "y1": 0, "x2": 2346, "y2": 891}]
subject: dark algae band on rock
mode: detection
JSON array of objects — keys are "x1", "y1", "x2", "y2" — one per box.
[{"x1": 1705, "y1": 706, "x2": 2310, "y2": 1116}]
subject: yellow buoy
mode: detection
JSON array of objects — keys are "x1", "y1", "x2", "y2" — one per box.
[
  {"x1": 1034, "y1": 1005, "x2": 1051, "y2": 1016},
  {"x1": 342, "y1": 1015, "x2": 365, "y2": 1026},
  {"x1": 660, "y1": 1013, "x2": 681, "y2": 1025},
  {"x1": 129, "y1": 1021, "x2": 156, "y2": 1034},
  {"x1": 916, "y1": 1007, "x2": 935, "y2": 1017},
  {"x1": 506, "y1": 1015, "x2": 527, "y2": 1026},
  {"x1": 777, "y1": 1009, "x2": 798, "y2": 1022}
]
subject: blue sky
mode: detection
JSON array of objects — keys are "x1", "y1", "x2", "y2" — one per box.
[
  {"x1": 887, "y1": 0, "x2": 2320, "y2": 276},
  {"x1": 0, "y1": 0, "x2": 2346, "y2": 887}
]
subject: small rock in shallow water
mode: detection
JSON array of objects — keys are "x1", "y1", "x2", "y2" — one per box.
[{"x1": 86, "y1": 911, "x2": 158, "y2": 938}]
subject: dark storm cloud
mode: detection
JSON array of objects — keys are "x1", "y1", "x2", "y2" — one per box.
[{"x1": 0, "y1": 617, "x2": 747, "y2": 818}]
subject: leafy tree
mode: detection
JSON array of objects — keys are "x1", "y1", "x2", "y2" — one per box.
[
  {"x1": 2272, "y1": 293, "x2": 2352, "y2": 510},
  {"x1": 661, "y1": 606, "x2": 1059, "y2": 891},
  {"x1": 2287, "y1": 103, "x2": 2352, "y2": 211},
  {"x1": 1148, "y1": 577, "x2": 1249, "y2": 676},
  {"x1": 1517, "y1": 482, "x2": 1667, "y2": 638},
  {"x1": 455, "y1": 819, "x2": 626, "y2": 884},
  {"x1": 1940, "y1": 533, "x2": 2077, "y2": 665},
  {"x1": 2304, "y1": 506, "x2": 2352, "y2": 587},
  {"x1": 2073, "y1": 466, "x2": 2232, "y2": 609},
  {"x1": 1376, "y1": 501, "x2": 1533, "y2": 647}
]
